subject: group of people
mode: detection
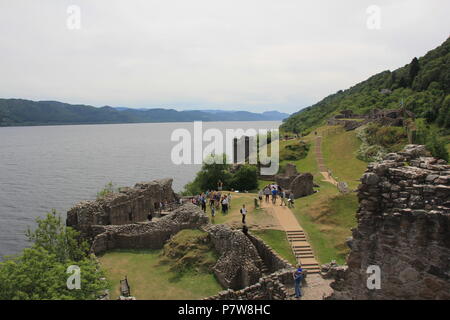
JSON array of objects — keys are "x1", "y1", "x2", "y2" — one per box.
[
  {"x1": 258, "y1": 184, "x2": 295, "y2": 208},
  {"x1": 191, "y1": 190, "x2": 232, "y2": 216}
]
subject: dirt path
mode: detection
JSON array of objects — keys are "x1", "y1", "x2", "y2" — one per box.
[
  {"x1": 315, "y1": 135, "x2": 338, "y2": 186},
  {"x1": 261, "y1": 200, "x2": 321, "y2": 274}
]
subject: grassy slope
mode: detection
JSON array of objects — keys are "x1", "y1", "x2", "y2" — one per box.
[
  {"x1": 320, "y1": 126, "x2": 367, "y2": 189},
  {"x1": 252, "y1": 229, "x2": 297, "y2": 265},
  {"x1": 259, "y1": 126, "x2": 364, "y2": 264},
  {"x1": 98, "y1": 247, "x2": 222, "y2": 300}
]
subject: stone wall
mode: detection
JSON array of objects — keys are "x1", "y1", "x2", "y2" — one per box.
[
  {"x1": 246, "y1": 233, "x2": 293, "y2": 273},
  {"x1": 329, "y1": 145, "x2": 450, "y2": 300},
  {"x1": 205, "y1": 269, "x2": 293, "y2": 300},
  {"x1": 203, "y1": 224, "x2": 264, "y2": 290},
  {"x1": 90, "y1": 203, "x2": 208, "y2": 255},
  {"x1": 67, "y1": 178, "x2": 178, "y2": 236}
]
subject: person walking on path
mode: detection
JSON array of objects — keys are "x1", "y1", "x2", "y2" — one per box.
[
  {"x1": 271, "y1": 187, "x2": 278, "y2": 204},
  {"x1": 240, "y1": 204, "x2": 247, "y2": 224},
  {"x1": 293, "y1": 266, "x2": 304, "y2": 299},
  {"x1": 279, "y1": 188, "x2": 286, "y2": 206},
  {"x1": 258, "y1": 190, "x2": 263, "y2": 206},
  {"x1": 288, "y1": 192, "x2": 295, "y2": 208},
  {"x1": 264, "y1": 186, "x2": 271, "y2": 203}
]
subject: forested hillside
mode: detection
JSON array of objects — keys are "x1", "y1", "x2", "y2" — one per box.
[
  {"x1": 0, "y1": 99, "x2": 288, "y2": 126},
  {"x1": 281, "y1": 37, "x2": 450, "y2": 134}
]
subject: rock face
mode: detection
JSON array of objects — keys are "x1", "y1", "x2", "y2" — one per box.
[
  {"x1": 275, "y1": 163, "x2": 314, "y2": 198},
  {"x1": 67, "y1": 178, "x2": 178, "y2": 236},
  {"x1": 90, "y1": 203, "x2": 208, "y2": 254},
  {"x1": 330, "y1": 145, "x2": 450, "y2": 300}
]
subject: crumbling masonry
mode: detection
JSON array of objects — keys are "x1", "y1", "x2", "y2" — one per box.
[{"x1": 329, "y1": 145, "x2": 450, "y2": 300}]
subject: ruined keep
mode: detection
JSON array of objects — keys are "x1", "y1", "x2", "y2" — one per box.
[
  {"x1": 66, "y1": 178, "x2": 178, "y2": 237},
  {"x1": 329, "y1": 145, "x2": 450, "y2": 300},
  {"x1": 275, "y1": 163, "x2": 315, "y2": 198}
]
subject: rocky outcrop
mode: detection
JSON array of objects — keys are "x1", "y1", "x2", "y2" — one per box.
[
  {"x1": 329, "y1": 145, "x2": 450, "y2": 300},
  {"x1": 67, "y1": 178, "x2": 178, "y2": 237},
  {"x1": 275, "y1": 163, "x2": 314, "y2": 198},
  {"x1": 90, "y1": 203, "x2": 208, "y2": 254}
]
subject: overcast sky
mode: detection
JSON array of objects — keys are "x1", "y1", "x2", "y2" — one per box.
[{"x1": 0, "y1": 1, "x2": 448, "y2": 113}]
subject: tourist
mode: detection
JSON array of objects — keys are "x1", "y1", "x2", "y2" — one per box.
[
  {"x1": 217, "y1": 180, "x2": 223, "y2": 191},
  {"x1": 271, "y1": 187, "x2": 278, "y2": 204},
  {"x1": 221, "y1": 196, "x2": 228, "y2": 213},
  {"x1": 209, "y1": 192, "x2": 215, "y2": 208},
  {"x1": 293, "y1": 266, "x2": 304, "y2": 298},
  {"x1": 258, "y1": 189, "x2": 263, "y2": 205},
  {"x1": 288, "y1": 192, "x2": 295, "y2": 208},
  {"x1": 227, "y1": 193, "x2": 232, "y2": 209},
  {"x1": 147, "y1": 213, "x2": 152, "y2": 221},
  {"x1": 211, "y1": 205, "x2": 216, "y2": 217},
  {"x1": 240, "y1": 204, "x2": 247, "y2": 224},
  {"x1": 201, "y1": 195, "x2": 207, "y2": 213},
  {"x1": 279, "y1": 187, "x2": 286, "y2": 206},
  {"x1": 264, "y1": 186, "x2": 271, "y2": 203}
]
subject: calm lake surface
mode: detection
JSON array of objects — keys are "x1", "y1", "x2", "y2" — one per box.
[{"x1": 0, "y1": 121, "x2": 280, "y2": 259}]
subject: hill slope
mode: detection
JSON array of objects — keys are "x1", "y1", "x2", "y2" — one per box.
[
  {"x1": 281, "y1": 37, "x2": 450, "y2": 134},
  {"x1": 0, "y1": 99, "x2": 289, "y2": 126}
]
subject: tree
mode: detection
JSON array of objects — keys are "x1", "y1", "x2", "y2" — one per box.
[
  {"x1": 409, "y1": 57, "x2": 420, "y2": 85},
  {"x1": 426, "y1": 130, "x2": 449, "y2": 162},
  {"x1": 26, "y1": 210, "x2": 89, "y2": 262},
  {"x1": 183, "y1": 154, "x2": 232, "y2": 194},
  {"x1": 230, "y1": 165, "x2": 258, "y2": 191},
  {"x1": 0, "y1": 211, "x2": 108, "y2": 300}
]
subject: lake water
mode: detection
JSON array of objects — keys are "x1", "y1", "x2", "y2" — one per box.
[{"x1": 0, "y1": 121, "x2": 280, "y2": 259}]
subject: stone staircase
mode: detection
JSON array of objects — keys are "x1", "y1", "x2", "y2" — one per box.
[{"x1": 286, "y1": 230, "x2": 321, "y2": 274}]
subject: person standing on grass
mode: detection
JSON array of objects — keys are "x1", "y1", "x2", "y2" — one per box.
[
  {"x1": 217, "y1": 180, "x2": 223, "y2": 191},
  {"x1": 293, "y1": 266, "x2": 304, "y2": 298},
  {"x1": 201, "y1": 195, "x2": 207, "y2": 213},
  {"x1": 227, "y1": 193, "x2": 232, "y2": 209},
  {"x1": 222, "y1": 195, "x2": 228, "y2": 214},
  {"x1": 264, "y1": 186, "x2": 271, "y2": 203},
  {"x1": 240, "y1": 204, "x2": 247, "y2": 224}
]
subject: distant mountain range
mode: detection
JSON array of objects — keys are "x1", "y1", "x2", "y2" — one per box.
[{"x1": 0, "y1": 99, "x2": 289, "y2": 126}]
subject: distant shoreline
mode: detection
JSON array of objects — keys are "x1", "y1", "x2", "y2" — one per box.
[{"x1": 0, "y1": 119, "x2": 283, "y2": 129}]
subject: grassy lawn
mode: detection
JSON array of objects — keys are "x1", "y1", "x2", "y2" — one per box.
[
  {"x1": 252, "y1": 229, "x2": 297, "y2": 265},
  {"x1": 98, "y1": 248, "x2": 222, "y2": 300},
  {"x1": 205, "y1": 192, "x2": 280, "y2": 230}
]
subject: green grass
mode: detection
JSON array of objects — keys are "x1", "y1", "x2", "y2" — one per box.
[
  {"x1": 291, "y1": 180, "x2": 357, "y2": 264},
  {"x1": 98, "y1": 248, "x2": 222, "y2": 300},
  {"x1": 320, "y1": 126, "x2": 367, "y2": 189},
  {"x1": 252, "y1": 229, "x2": 297, "y2": 265}
]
